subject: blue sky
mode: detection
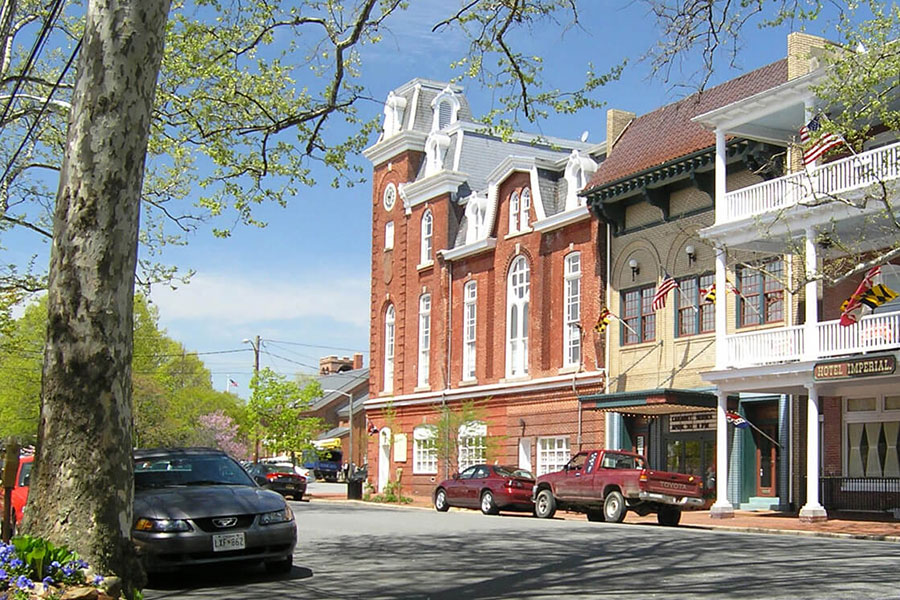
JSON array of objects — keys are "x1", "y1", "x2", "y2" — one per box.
[{"x1": 145, "y1": 1, "x2": 841, "y2": 396}]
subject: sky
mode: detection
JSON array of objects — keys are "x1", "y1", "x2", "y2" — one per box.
[{"x1": 122, "y1": 2, "x2": 846, "y2": 396}]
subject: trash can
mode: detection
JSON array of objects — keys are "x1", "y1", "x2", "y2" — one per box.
[{"x1": 347, "y1": 466, "x2": 366, "y2": 500}]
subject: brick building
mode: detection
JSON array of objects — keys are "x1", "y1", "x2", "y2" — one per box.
[{"x1": 362, "y1": 80, "x2": 607, "y2": 499}]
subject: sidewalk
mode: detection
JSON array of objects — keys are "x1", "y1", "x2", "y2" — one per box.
[{"x1": 308, "y1": 490, "x2": 900, "y2": 542}]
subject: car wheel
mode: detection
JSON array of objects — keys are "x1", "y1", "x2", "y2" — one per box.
[
  {"x1": 586, "y1": 508, "x2": 605, "y2": 522},
  {"x1": 657, "y1": 506, "x2": 682, "y2": 526},
  {"x1": 603, "y1": 490, "x2": 627, "y2": 523},
  {"x1": 434, "y1": 488, "x2": 450, "y2": 512},
  {"x1": 534, "y1": 489, "x2": 556, "y2": 519},
  {"x1": 265, "y1": 556, "x2": 293, "y2": 575},
  {"x1": 294, "y1": 493, "x2": 304, "y2": 502},
  {"x1": 480, "y1": 490, "x2": 499, "y2": 515}
]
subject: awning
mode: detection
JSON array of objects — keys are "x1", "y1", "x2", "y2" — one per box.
[{"x1": 579, "y1": 388, "x2": 717, "y2": 416}]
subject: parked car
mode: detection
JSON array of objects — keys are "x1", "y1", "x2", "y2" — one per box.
[
  {"x1": 0, "y1": 454, "x2": 33, "y2": 533},
  {"x1": 433, "y1": 464, "x2": 535, "y2": 515},
  {"x1": 532, "y1": 449, "x2": 704, "y2": 526},
  {"x1": 245, "y1": 463, "x2": 307, "y2": 500},
  {"x1": 132, "y1": 448, "x2": 297, "y2": 574}
]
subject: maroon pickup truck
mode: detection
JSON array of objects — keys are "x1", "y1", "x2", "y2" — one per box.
[{"x1": 532, "y1": 449, "x2": 704, "y2": 526}]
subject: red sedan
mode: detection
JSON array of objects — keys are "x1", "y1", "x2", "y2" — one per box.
[
  {"x1": 0, "y1": 454, "x2": 33, "y2": 533},
  {"x1": 433, "y1": 464, "x2": 535, "y2": 515}
]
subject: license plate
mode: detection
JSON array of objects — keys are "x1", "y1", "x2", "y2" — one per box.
[
  {"x1": 212, "y1": 532, "x2": 245, "y2": 552},
  {"x1": 285, "y1": 484, "x2": 296, "y2": 490}
]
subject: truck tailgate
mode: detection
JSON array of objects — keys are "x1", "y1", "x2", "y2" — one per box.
[{"x1": 644, "y1": 470, "x2": 702, "y2": 498}]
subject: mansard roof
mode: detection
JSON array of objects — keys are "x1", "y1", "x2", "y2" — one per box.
[{"x1": 583, "y1": 59, "x2": 788, "y2": 195}]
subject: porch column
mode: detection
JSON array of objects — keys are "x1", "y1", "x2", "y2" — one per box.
[
  {"x1": 714, "y1": 128, "x2": 726, "y2": 223},
  {"x1": 710, "y1": 390, "x2": 734, "y2": 518},
  {"x1": 715, "y1": 245, "x2": 727, "y2": 369},
  {"x1": 800, "y1": 384, "x2": 827, "y2": 522},
  {"x1": 804, "y1": 227, "x2": 819, "y2": 361}
]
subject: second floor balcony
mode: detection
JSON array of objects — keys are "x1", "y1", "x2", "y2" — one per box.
[{"x1": 725, "y1": 308, "x2": 900, "y2": 369}]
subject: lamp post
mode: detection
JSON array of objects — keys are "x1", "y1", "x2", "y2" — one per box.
[
  {"x1": 323, "y1": 389, "x2": 354, "y2": 478},
  {"x1": 243, "y1": 336, "x2": 261, "y2": 461}
]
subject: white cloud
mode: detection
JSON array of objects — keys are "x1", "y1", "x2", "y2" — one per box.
[{"x1": 150, "y1": 270, "x2": 371, "y2": 328}]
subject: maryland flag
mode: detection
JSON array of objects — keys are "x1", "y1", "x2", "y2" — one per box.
[
  {"x1": 701, "y1": 284, "x2": 716, "y2": 304},
  {"x1": 859, "y1": 283, "x2": 899, "y2": 309},
  {"x1": 840, "y1": 266, "x2": 885, "y2": 326},
  {"x1": 593, "y1": 307, "x2": 612, "y2": 333}
]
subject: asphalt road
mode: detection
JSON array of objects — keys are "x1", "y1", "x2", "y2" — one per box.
[{"x1": 144, "y1": 500, "x2": 899, "y2": 600}]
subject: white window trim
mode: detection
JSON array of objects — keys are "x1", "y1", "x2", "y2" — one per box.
[
  {"x1": 418, "y1": 294, "x2": 431, "y2": 388},
  {"x1": 383, "y1": 304, "x2": 395, "y2": 393},
  {"x1": 563, "y1": 252, "x2": 582, "y2": 368},
  {"x1": 420, "y1": 209, "x2": 433, "y2": 266},
  {"x1": 383, "y1": 182, "x2": 397, "y2": 211},
  {"x1": 842, "y1": 394, "x2": 900, "y2": 477},
  {"x1": 413, "y1": 425, "x2": 438, "y2": 474},
  {"x1": 384, "y1": 221, "x2": 394, "y2": 251},
  {"x1": 508, "y1": 191, "x2": 520, "y2": 235},
  {"x1": 520, "y1": 187, "x2": 531, "y2": 230},
  {"x1": 506, "y1": 256, "x2": 530, "y2": 378},
  {"x1": 462, "y1": 281, "x2": 477, "y2": 381},
  {"x1": 458, "y1": 421, "x2": 487, "y2": 472},
  {"x1": 537, "y1": 436, "x2": 570, "y2": 476}
]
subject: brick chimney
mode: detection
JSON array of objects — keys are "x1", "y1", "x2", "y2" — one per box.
[
  {"x1": 353, "y1": 352, "x2": 364, "y2": 370},
  {"x1": 606, "y1": 108, "x2": 635, "y2": 154}
]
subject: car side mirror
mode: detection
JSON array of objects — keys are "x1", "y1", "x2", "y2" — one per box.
[
  {"x1": 452, "y1": 473, "x2": 460, "y2": 480},
  {"x1": 254, "y1": 475, "x2": 267, "y2": 486}
]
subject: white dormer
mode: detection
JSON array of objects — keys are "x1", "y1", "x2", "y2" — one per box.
[
  {"x1": 382, "y1": 91, "x2": 408, "y2": 139},
  {"x1": 424, "y1": 130, "x2": 451, "y2": 177},
  {"x1": 430, "y1": 86, "x2": 460, "y2": 132},
  {"x1": 563, "y1": 149, "x2": 598, "y2": 211},
  {"x1": 464, "y1": 191, "x2": 489, "y2": 244}
]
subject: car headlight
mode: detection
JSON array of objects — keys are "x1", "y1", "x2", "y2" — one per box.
[
  {"x1": 259, "y1": 504, "x2": 294, "y2": 525},
  {"x1": 134, "y1": 518, "x2": 192, "y2": 532}
]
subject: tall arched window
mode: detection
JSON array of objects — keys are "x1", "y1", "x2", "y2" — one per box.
[
  {"x1": 463, "y1": 281, "x2": 477, "y2": 381},
  {"x1": 506, "y1": 256, "x2": 530, "y2": 377},
  {"x1": 420, "y1": 209, "x2": 433, "y2": 265},
  {"x1": 383, "y1": 304, "x2": 395, "y2": 393},
  {"x1": 458, "y1": 421, "x2": 487, "y2": 471},
  {"x1": 418, "y1": 294, "x2": 431, "y2": 388},
  {"x1": 413, "y1": 425, "x2": 438, "y2": 474},
  {"x1": 564, "y1": 252, "x2": 582, "y2": 367},
  {"x1": 520, "y1": 187, "x2": 531, "y2": 229},
  {"x1": 508, "y1": 191, "x2": 520, "y2": 234}
]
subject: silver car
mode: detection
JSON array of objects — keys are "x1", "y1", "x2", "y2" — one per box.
[{"x1": 132, "y1": 448, "x2": 297, "y2": 574}]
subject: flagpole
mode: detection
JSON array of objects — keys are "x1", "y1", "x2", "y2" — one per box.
[{"x1": 676, "y1": 286, "x2": 699, "y2": 313}]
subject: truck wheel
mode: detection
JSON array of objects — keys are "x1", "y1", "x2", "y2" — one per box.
[
  {"x1": 434, "y1": 488, "x2": 450, "y2": 512},
  {"x1": 480, "y1": 490, "x2": 499, "y2": 515},
  {"x1": 534, "y1": 489, "x2": 556, "y2": 519},
  {"x1": 586, "y1": 508, "x2": 605, "y2": 522},
  {"x1": 657, "y1": 506, "x2": 682, "y2": 526},
  {"x1": 603, "y1": 491, "x2": 627, "y2": 523}
]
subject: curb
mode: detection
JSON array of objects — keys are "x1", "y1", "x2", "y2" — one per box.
[{"x1": 307, "y1": 495, "x2": 900, "y2": 542}]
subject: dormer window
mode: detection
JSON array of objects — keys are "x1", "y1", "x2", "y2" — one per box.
[
  {"x1": 464, "y1": 192, "x2": 489, "y2": 244},
  {"x1": 424, "y1": 131, "x2": 451, "y2": 177},
  {"x1": 382, "y1": 91, "x2": 408, "y2": 139},
  {"x1": 564, "y1": 150, "x2": 598, "y2": 211},
  {"x1": 508, "y1": 187, "x2": 531, "y2": 234},
  {"x1": 430, "y1": 86, "x2": 460, "y2": 132}
]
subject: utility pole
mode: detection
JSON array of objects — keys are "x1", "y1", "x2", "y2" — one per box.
[{"x1": 244, "y1": 336, "x2": 261, "y2": 461}]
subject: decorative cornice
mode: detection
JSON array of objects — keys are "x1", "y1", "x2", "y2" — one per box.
[
  {"x1": 398, "y1": 170, "x2": 468, "y2": 212},
  {"x1": 363, "y1": 130, "x2": 428, "y2": 166},
  {"x1": 439, "y1": 237, "x2": 497, "y2": 261},
  {"x1": 532, "y1": 205, "x2": 591, "y2": 233}
]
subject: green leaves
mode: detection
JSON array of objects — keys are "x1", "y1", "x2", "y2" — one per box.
[{"x1": 247, "y1": 368, "x2": 323, "y2": 456}]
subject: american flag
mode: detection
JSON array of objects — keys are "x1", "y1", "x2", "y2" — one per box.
[
  {"x1": 652, "y1": 273, "x2": 678, "y2": 311},
  {"x1": 725, "y1": 411, "x2": 750, "y2": 429},
  {"x1": 800, "y1": 115, "x2": 843, "y2": 166}
]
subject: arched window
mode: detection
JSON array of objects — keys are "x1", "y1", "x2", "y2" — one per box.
[
  {"x1": 506, "y1": 256, "x2": 530, "y2": 377},
  {"x1": 520, "y1": 187, "x2": 531, "y2": 229},
  {"x1": 418, "y1": 294, "x2": 431, "y2": 388},
  {"x1": 413, "y1": 425, "x2": 438, "y2": 474},
  {"x1": 463, "y1": 281, "x2": 477, "y2": 381},
  {"x1": 383, "y1": 304, "x2": 395, "y2": 393},
  {"x1": 458, "y1": 421, "x2": 487, "y2": 471},
  {"x1": 564, "y1": 252, "x2": 582, "y2": 367},
  {"x1": 384, "y1": 221, "x2": 394, "y2": 250},
  {"x1": 508, "y1": 191, "x2": 520, "y2": 234},
  {"x1": 420, "y1": 209, "x2": 433, "y2": 265}
]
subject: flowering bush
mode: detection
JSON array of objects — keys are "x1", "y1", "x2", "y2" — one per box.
[{"x1": 0, "y1": 536, "x2": 106, "y2": 600}]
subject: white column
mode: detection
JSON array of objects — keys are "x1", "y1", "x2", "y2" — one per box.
[
  {"x1": 799, "y1": 384, "x2": 827, "y2": 522},
  {"x1": 804, "y1": 227, "x2": 819, "y2": 361},
  {"x1": 715, "y1": 246, "x2": 727, "y2": 369},
  {"x1": 710, "y1": 390, "x2": 734, "y2": 518},
  {"x1": 714, "y1": 128, "x2": 727, "y2": 223}
]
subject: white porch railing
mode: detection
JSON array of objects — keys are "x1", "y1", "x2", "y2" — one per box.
[
  {"x1": 723, "y1": 140, "x2": 900, "y2": 224},
  {"x1": 725, "y1": 310, "x2": 900, "y2": 368}
]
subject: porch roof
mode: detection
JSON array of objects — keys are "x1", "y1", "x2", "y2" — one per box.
[{"x1": 579, "y1": 388, "x2": 717, "y2": 416}]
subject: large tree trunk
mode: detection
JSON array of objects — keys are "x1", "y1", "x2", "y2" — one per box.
[{"x1": 24, "y1": 1, "x2": 170, "y2": 595}]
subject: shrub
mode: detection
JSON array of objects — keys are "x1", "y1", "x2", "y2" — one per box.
[{"x1": 0, "y1": 535, "x2": 107, "y2": 600}]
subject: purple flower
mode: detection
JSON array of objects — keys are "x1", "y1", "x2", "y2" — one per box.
[
  {"x1": 9, "y1": 558, "x2": 23, "y2": 569},
  {"x1": 43, "y1": 576, "x2": 54, "y2": 587},
  {"x1": 50, "y1": 561, "x2": 61, "y2": 569},
  {"x1": 15, "y1": 575, "x2": 34, "y2": 590},
  {"x1": 0, "y1": 568, "x2": 7, "y2": 580},
  {"x1": 93, "y1": 574, "x2": 104, "y2": 585},
  {"x1": 62, "y1": 566, "x2": 74, "y2": 577}
]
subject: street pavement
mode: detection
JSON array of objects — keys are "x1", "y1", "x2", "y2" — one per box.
[{"x1": 143, "y1": 489, "x2": 900, "y2": 600}]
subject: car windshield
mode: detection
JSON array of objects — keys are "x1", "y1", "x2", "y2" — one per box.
[
  {"x1": 135, "y1": 454, "x2": 256, "y2": 489},
  {"x1": 494, "y1": 466, "x2": 533, "y2": 479}
]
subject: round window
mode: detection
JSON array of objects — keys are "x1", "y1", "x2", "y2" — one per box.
[{"x1": 383, "y1": 183, "x2": 397, "y2": 212}]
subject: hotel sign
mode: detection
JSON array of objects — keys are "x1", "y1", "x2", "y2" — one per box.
[
  {"x1": 669, "y1": 412, "x2": 716, "y2": 432},
  {"x1": 813, "y1": 355, "x2": 896, "y2": 381}
]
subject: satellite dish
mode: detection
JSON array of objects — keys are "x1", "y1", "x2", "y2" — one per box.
[{"x1": 580, "y1": 130, "x2": 589, "y2": 143}]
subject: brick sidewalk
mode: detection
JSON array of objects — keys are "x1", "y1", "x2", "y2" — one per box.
[{"x1": 309, "y1": 491, "x2": 900, "y2": 542}]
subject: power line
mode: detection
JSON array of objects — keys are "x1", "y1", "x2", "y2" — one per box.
[{"x1": 263, "y1": 339, "x2": 367, "y2": 354}]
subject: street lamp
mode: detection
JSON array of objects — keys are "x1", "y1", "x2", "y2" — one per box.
[{"x1": 323, "y1": 389, "x2": 354, "y2": 478}]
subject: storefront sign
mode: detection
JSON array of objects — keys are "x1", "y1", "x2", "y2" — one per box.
[
  {"x1": 814, "y1": 355, "x2": 896, "y2": 381},
  {"x1": 669, "y1": 412, "x2": 716, "y2": 433}
]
